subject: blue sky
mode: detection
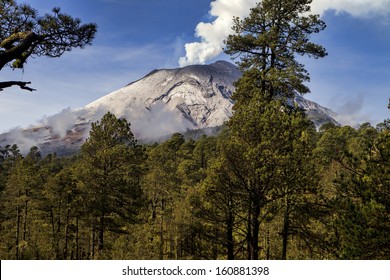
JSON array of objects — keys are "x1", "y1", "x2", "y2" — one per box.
[{"x1": 1, "y1": 0, "x2": 389, "y2": 133}]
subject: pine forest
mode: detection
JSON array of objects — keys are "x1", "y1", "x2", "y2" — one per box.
[{"x1": 0, "y1": 0, "x2": 389, "y2": 260}]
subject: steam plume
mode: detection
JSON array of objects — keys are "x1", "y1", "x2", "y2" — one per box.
[{"x1": 179, "y1": 0, "x2": 258, "y2": 67}]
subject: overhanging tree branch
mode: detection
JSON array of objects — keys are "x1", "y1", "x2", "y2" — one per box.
[
  {"x1": 0, "y1": 31, "x2": 40, "y2": 70},
  {"x1": 0, "y1": 1, "x2": 97, "y2": 92}
]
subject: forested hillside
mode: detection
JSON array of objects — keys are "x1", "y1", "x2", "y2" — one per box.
[{"x1": 0, "y1": 111, "x2": 388, "y2": 260}]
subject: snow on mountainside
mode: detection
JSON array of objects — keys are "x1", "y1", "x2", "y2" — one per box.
[
  {"x1": 0, "y1": 61, "x2": 338, "y2": 155},
  {"x1": 83, "y1": 60, "x2": 242, "y2": 138}
]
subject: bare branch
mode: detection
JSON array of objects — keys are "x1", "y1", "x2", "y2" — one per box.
[{"x1": 0, "y1": 81, "x2": 36, "y2": 92}]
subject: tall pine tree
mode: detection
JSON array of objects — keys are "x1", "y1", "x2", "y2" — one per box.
[{"x1": 77, "y1": 112, "x2": 145, "y2": 259}]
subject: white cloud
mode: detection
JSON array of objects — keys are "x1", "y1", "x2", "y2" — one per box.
[
  {"x1": 179, "y1": 0, "x2": 258, "y2": 66},
  {"x1": 179, "y1": 0, "x2": 390, "y2": 67},
  {"x1": 40, "y1": 108, "x2": 78, "y2": 139}
]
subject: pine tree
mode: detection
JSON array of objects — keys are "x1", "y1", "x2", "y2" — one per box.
[
  {"x1": 77, "y1": 112, "x2": 145, "y2": 259},
  {"x1": 1, "y1": 147, "x2": 42, "y2": 259},
  {"x1": 37, "y1": 156, "x2": 82, "y2": 259},
  {"x1": 225, "y1": 0, "x2": 327, "y2": 100},
  {"x1": 141, "y1": 133, "x2": 186, "y2": 259},
  {"x1": 220, "y1": 0, "x2": 328, "y2": 259},
  {"x1": 0, "y1": 0, "x2": 97, "y2": 91},
  {"x1": 0, "y1": 144, "x2": 20, "y2": 192},
  {"x1": 193, "y1": 131, "x2": 245, "y2": 260},
  {"x1": 315, "y1": 123, "x2": 390, "y2": 259}
]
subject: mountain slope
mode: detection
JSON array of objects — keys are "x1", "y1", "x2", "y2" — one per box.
[
  {"x1": 83, "y1": 60, "x2": 242, "y2": 138},
  {"x1": 0, "y1": 61, "x2": 338, "y2": 155}
]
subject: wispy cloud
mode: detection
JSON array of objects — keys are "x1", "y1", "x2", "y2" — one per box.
[
  {"x1": 333, "y1": 94, "x2": 370, "y2": 126},
  {"x1": 311, "y1": 0, "x2": 390, "y2": 18}
]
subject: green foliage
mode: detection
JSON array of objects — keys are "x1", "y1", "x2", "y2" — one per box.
[
  {"x1": 225, "y1": 0, "x2": 327, "y2": 98},
  {"x1": 0, "y1": 114, "x2": 388, "y2": 260},
  {"x1": 77, "y1": 112, "x2": 145, "y2": 258},
  {"x1": 313, "y1": 123, "x2": 390, "y2": 259},
  {"x1": 228, "y1": 92, "x2": 318, "y2": 259}
]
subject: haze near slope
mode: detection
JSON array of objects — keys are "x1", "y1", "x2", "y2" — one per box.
[{"x1": 0, "y1": 61, "x2": 337, "y2": 154}]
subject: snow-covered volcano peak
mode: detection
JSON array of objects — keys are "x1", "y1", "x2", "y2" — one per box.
[
  {"x1": 84, "y1": 60, "x2": 241, "y2": 134},
  {"x1": 0, "y1": 60, "x2": 338, "y2": 155}
]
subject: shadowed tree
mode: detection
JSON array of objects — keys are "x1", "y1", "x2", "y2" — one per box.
[{"x1": 0, "y1": 0, "x2": 97, "y2": 91}]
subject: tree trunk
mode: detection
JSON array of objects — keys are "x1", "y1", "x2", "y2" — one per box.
[
  {"x1": 159, "y1": 199, "x2": 165, "y2": 260},
  {"x1": 159, "y1": 217, "x2": 164, "y2": 259},
  {"x1": 15, "y1": 205, "x2": 21, "y2": 260},
  {"x1": 212, "y1": 228, "x2": 219, "y2": 259},
  {"x1": 75, "y1": 217, "x2": 79, "y2": 260},
  {"x1": 246, "y1": 189, "x2": 263, "y2": 260},
  {"x1": 269, "y1": 51, "x2": 276, "y2": 97},
  {"x1": 227, "y1": 215, "x2": 234, "y2": 260},
  {"x1": 246, "y1": 201, "x2": 252, "y2": 260},
  {"x1": 90, "y1": 227, "x2": 95, "y2": 260},
  {"x1": 261, "y1": 46, "x2": 267, "y2": 95},
  {"x1": 250, "y1": 202, "x2": 261, "y2": 260},
  {"x1": 23, "y1": 192, "x2": 28, "y2": 242},
  {"x1": 227, "y1": 194, "x2": 235, "y2": 260},
  {"x1": 64, "y1": 196, "x2": 71, "y2": 259},
  {"x1": 98, "y1": 216, "x2": 104, "y2": 256},
  {"x1": 0, "y1": 31, "x2": 39, "y2": 70},
  {"x1": 50, "y1": 208, "x2": 60, "y2": 259},
  {"x1": 266, "y1": 229, "x2": 270, "y2": 260},
  {"x1": 281, "y1": 197, "x2": 290, "y2": 260}
]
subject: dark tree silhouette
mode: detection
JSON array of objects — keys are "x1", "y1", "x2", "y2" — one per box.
[{"x1": 0, "y1": 0, "x2": 97, "y2": 92}]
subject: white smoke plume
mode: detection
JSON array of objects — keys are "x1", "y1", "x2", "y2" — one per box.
[
  {"x1": 333, "y1": 94, "x2": 373, "y2": 127},
  {"x1": 0, "y1": 103, "x2": 193, "y2": 155},
  {"x1": 179, "y1": 0, "x2": 258, "y2": 67},
  {"x1": 1, "y1": 126, "x2": 44, "y2": 155},
  {"x1": 0, "y1": 108, "x2": 83, "y2": 155},
  {"x1": 179, "y1": 0, "x2": 390, "y2": 66},
  {"x1": 41, "y1": 108, "x2": 79, "y2": 139},
  {"x1": 118, "y1": 101, "x2": 194, "y2": 140}
]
